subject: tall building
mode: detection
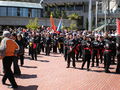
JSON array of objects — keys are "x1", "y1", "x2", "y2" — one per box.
[
  {"x1": 0, "y1": 0, "x2": 43, "y2": 28},
  {"x1": 43, "y1": 0, "x2": 96, "y2": 30},
  {"x1": 97, "y1": 0, "x2": 120, "y2": 30},
  {"x1": 0, "y1": 0, "x2": 98, "y2": 30}
]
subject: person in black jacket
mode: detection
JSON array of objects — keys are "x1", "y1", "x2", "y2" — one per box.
[
  {"x1": 66, "y1": 34, "x2": 76, "y2": 68},
  {"x1": 91, "y1": 36, "x2": 100, "y2": 67},
  {"x1": 17, "y1": 34, "x2": 25, "y2": 66},
  {"x1": 58, "y1": 33, "x2": 64, "y2": 54},
  {"x1": 98, "y1": 36, "x2": 105, "y2": 64},
  {"x1": 63, "y1": 34, "x2": 69, "y2": 61},
  {"x1": 44, "y1": 33, "x2": 52, "y2": 56},
  {"x1": 81, "y1": 36, "x2": 91, "y2": 71},
  {"x1": 116, "y1": 36, "x2": 120, "y2": 73},
  {"x1": 53, "y1": 35, "x2": 58, "y2": 53},
  {"x1": 104, "y1": 37, "x2": 112, "y2": 73},
  {"x1": 11, "y1": 33, "x2": 21, "y2": 76}
]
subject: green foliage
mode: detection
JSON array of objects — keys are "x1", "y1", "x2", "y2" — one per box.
[
  {"x1": 69, "y1": 23, "x2": 77, "y2": 30},
  {"x1": 68, "y1": 13, "x2": 82, "y2": 29},
  {"x1": 26, "y1": 18, "x2": 39, "y2": 30},
  {"x1": 68, "y1": 13, "x2": 81, "y2": 20},
  {"x1": 61, "y1": 10, "x2": 67, "y2": 19}
]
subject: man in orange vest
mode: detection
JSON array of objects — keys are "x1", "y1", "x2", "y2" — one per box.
[{"x1": 0, "y1": 31, "x2": 19, "y2": 89}]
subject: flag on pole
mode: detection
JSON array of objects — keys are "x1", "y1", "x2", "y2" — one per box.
[
  {"x1": 57, "y1": 18, "x2": 63, "y2": 33},
  {"x1": 116, "y1": 18, "x2": 120, "y2": 35},
  {"x1": 50, "y1": 14, "x2": 57, "y2": 32}
]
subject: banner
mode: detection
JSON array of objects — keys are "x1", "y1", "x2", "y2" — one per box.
[
  {"x1": 116, "y1": 18, "x2": 120, "y2": 35},
  {"x1": 50, "y1": 14, "x2": 57, "y2": 32}
]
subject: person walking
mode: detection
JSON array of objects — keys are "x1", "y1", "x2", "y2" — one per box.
[{"x1": 0, "y1": 31, "x2": 19, "y2": 88}]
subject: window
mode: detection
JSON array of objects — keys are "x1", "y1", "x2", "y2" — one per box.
[
  {"x1": 20, "y1": 8, "x2": 28, "y2": 17},
  {"x1": 75, "y1": 5, "x2": 83, "y2": 11},
  {"x1": 37, "y1": 9, "x2": 41, "y2": 18},
  {"x1": 32, "y1": 9, "x2": 37, "y2": 17},
  {"x1": 8, "y1": 7, "x2": 17, "y2": 16},
  {"x1": 23, "y1": 8, "x2": 28, "y2": 17},
  {"x1": 67, "y1": 5, "x2": 74, "y2": 11},
  {"x1": 0, "y1": 7, "x2": 7, "y2": 16}
]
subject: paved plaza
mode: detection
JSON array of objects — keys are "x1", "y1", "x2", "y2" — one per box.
[{"x1": 0, "y1": 49, "x2": 120, "y2": 90}]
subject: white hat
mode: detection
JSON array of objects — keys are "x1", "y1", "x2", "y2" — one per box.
[{"x1": 3, "y1": 31, "x2": 11, "y2": 37}]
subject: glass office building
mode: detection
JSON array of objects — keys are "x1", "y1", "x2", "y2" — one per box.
[
  {"x1": 0, "y1": 0, "x2": 43, "y2": 27},
  {"x1": 0, "y1": 0, "x2": 43, "y2": 17}
]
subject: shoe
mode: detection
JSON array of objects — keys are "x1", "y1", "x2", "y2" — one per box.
[
  {"x1": 73, "y1": 66, "x2": 76, "y2": 68},
  {"x1": 66, "y1": 66, "x2": 69, "y2": 68},
  {"x1": 105, "y1": 70, "x2": 111, "y2": 73},
  {"x1": 2, "y1": 81, "x2": 5, "y2": 85},
  {"x1": 81, "y1": 67, "x2": 83, "y2": 70},
  {"x1": 8, "y1": 85, "x2": 18, "y2": 89},
  {"x1": 91, "y1": 64, "x2": 94, "y2": 67},
  {"x1": 87, "y1": 69, "x2": 90, "y2": 71}
]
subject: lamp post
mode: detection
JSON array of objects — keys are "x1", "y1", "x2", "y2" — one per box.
[
  {"x1": 88, "y1": 0, "x2": 92, "y2": 31},
  {"x1": 104, "y1": 0, "x2": 107, "y2": 32},
  {"x1": 95, "y1": 1, "x2": 98, "y2": 28}
]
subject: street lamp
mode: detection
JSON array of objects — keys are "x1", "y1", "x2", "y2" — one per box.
[{"x1": 88, "y1": 0, "x2": 92, "y2": 31}]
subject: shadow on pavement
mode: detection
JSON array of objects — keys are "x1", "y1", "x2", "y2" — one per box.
[
  {"x1": 91, "y1": 70, "x2": 105, "y2": 73},
  {"x1": 24, "y1": 56, "x2": 31, "y2": 60},
  {"x1": 51, "y1": 55, "x2": 61, "y2": 57},
  {"x1": 21, "y1": 65, "x2": 37, "y2": 68},
  {"x1": 16, "y1": 85, "x2": 38, "y2": 90},
  {"x1": 37, "y1": 60, "x2": 50, "y2": 62},
  {"x1": 18, "y1": 74, "x2": 37, "y2": 79},
  {"x1": 0, "y1": 73, "x2": 3, "y2": 76}
]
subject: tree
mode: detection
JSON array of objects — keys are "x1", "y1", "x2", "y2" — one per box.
[
  {"x1": 68, "y1": 13, "x2": 81, "y2": 20},
  {"x1": 61, "y1": 10, "x2": 67, "y2": 19},
  {"x1": 68, "y1": 13, "x2": 81, "y2": 29},
  {"x1": 69, "y1": 23, "x2": 77, "y2": 30},
  {"x1": 26, "y1": 18, "x2": 40, "y2": 30}
]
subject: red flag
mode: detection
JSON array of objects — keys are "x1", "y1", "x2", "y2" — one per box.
[
  {"x1": 50, "y1": 14, "x2": 57, "y2": 32},
  {"x1": 116, "y1": 18, "x2": 120, "y2": 35}
]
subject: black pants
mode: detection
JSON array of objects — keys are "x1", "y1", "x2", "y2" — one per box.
[
  {"x1": 31, "y1": 49, "x2": 37, "y2": 60},
  {"x1": 29, "y1": 46, "x2": 32, "y2": 55},
  {"x1": 67, "y1": 52, "x2": 76, "y2": 67},
  {"x1": 13, "y1": 56, "x2": 21, "y2": 75},
  {"x1": 45, "y1": 45, "x2": 50, "y2": 55},
  {"x1": 81, "y1": 53, "x2": 91, "y2": 69},
  {"x1": 92, "y1": 50, "x2": 99, "y2": 67},
  {"x1": 2, "y1": 56, "x2": 18, "y2": 86},
  {"x1": 116, "y1": 52, "x2": 120, "y2": 73},
  {"x1": 37, "y1": 43, "x2": 40, "y2": 54},
  {"x1": 19, "y1": 55, "x2": 24, "y2": 66},
  {"x1": 99, "y1": 49, "x2": 103, "y2": 63},
  {"x1": 64, "y1": 47, "x2": 68, "y2": 61},
  {"x1": 40, "y1": 44, "x2": 44, "y2": 53},
  {"x1": 104, "y1": 51, "x2": 111, "y2": 72},
  {"x1": 53, "y1": 45, "x2": 57, "y2": 53},
  {"x1": 59, "y1": 44, "x2": 63, "y2": 53},
  {"x1": 76, "y1": 48, "x2": 82, "y2": 61}
]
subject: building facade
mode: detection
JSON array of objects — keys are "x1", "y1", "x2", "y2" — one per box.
[
  {"x1": 0, "y1": 0, "x2": 97, "y2": 30},
  {"x1": 43, "y1": 0, "x2": 96, "y2": 30},
  {"x1": 0, "y1": 0, "x2": 43, "y2": 28},
  {"x1": 97, "y1": 0, "x2": 120, "y2": 30}
]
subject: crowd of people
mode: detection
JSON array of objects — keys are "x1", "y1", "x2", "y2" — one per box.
[{"x1": 0, "y1": 27, "x2": 120, "y2": 89}]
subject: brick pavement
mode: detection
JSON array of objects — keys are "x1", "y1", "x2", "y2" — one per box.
[{"x1": 0, "y1": 50, "x2": 120, "y2": 90}]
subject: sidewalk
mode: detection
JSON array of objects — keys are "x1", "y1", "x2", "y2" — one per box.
[{"x1": 0, "y1": 50, "x2": 120, "y2": 90}]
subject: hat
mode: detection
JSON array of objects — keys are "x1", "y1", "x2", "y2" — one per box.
[{"x1": 3, "y1": 31, "x2": 11, "y2": 37}]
